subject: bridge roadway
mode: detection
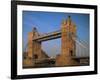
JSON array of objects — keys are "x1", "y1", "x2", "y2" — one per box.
[{"x1": 33, "y1": 57, "x2": 89, "y2": 65}]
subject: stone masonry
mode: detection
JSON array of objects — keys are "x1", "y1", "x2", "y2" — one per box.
[{"x1": 56, "y1": 16, "x2": 79, "y2": 66}]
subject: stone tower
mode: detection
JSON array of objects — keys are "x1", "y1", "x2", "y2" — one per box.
[
  {"x1": 23, "y1": 27, "x2": 49, "y2": 68},
  {"x1": 56, "y1": 16, "x2": 78, "y2": 66},
  {"x1": 23, "y1": 27, "x2": 41, "y2": 67},
  {"x1": 27, "y1": 28, "x2": 41, "y2": 59}
]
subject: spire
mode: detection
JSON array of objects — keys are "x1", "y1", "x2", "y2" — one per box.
[
  {"x1": 67, "y1": 15, "x2": 71, "y2": 25},
  {"x1": 32, "y1": 27, "x2": 37, "y2": 32}
]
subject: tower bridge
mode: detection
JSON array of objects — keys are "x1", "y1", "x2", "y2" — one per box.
[{"x1": 23, "y1": 16, "x2": 89, "y2": 68}]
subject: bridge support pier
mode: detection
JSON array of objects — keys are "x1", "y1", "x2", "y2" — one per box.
[{"x1": 56, "y1": 55, "x2": 79, "y2": 66}]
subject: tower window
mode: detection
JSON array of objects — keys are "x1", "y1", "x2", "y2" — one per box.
[
  {"x1": 70, "y1": 50, "x2": 73, "y2": 56},
  {"x1": 33, "y1": 54, "x2": 38, "y2": 59}
]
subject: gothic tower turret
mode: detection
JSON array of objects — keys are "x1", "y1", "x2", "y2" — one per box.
[{"x1": 56, "y1": 16, "x2": 78, "y2": 66}]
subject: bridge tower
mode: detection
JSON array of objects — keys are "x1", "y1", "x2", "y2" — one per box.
[
  {"x1": 23, "y1": 27, "x2": 41, "y2": 67},
  {"x1": 56, "y1": 16, "x2": 79, "y2": 66},
  {"x1": 23, "y1": 27, "x2": 49, "y2": 68}
]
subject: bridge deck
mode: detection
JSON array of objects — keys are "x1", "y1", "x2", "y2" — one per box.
[{"x1": 71, "y1": 56, "x2": 89, "y2": 59}]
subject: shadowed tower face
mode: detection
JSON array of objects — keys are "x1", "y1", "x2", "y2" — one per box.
[{"x1": 56, "y1": 16, "x2": 78, "y2": 66}]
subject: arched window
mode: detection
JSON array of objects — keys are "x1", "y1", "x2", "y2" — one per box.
[{"x1": 70, "y1": 50, "x2": 73, "y2": 56}]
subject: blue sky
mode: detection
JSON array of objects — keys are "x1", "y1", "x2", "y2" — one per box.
[{"x1": 23, "y1": 11, "x2": 89, "y2": 57}]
